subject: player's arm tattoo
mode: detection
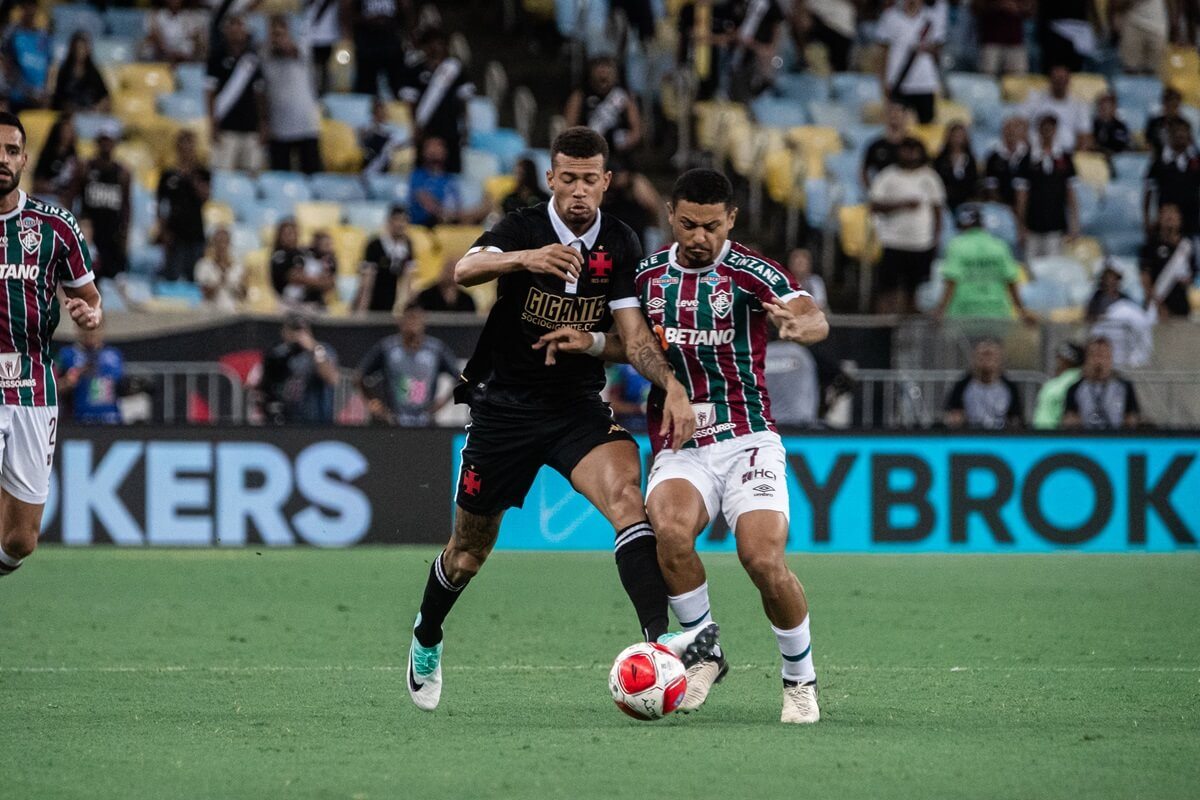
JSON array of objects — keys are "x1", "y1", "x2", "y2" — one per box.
[{"x1": 613, "y1": 308, "x2": 677, "y2": 390}]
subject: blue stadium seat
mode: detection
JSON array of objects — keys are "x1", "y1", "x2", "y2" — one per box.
[
  {"x1": 843, "y1": 123, "x2": 884, "y2": 153},
  {"x1": 774, "y1": 73, "x2": 830, "y2": 104},
  {"x1": 945, "y1": 72, "x2": 1002, "y2": 118},
  {"x1": 366, "y1": 173, "x2": 410, "y2": 205},
  {"x1": 92, "y1": 36, "x2": 134, "y2": 66},
  {"x1": 128, "y1": 244, "x2": 164, "y2": 277},
  {"x1": 835, "y1": 180, "x2": 864, "y2": 206},
  {"x1": 803, "y1": 177, "x2": 831, "y2": 229},
  {"x1": 468, "y1": 129, "x2": 527, "y2": 172},
  {"x1": 830, "y1": 73, "x2": 881, "y2": 110},
  {"x1": 1110, "y1": 152, "x2": 1149, "y2": 183},
  {"x1": 1018, "y1": 279, "x2": 1072, "y2": 311},
  {"x1": 157, "y1": 92, "x2": 205, "y2": 120},
  {"x1": 527, "y1": 148, "x2": 552, "y2": 192},
  {"x1": 1097, "y1": 182, "x2": 1143, "y2": 233},
  {"x1": 212, "y1": 171, "x2": 256, "y2": 206},
  {"x1": 53, "y1": 4, "x2": 105, "y2": 39},
  {"x1": 751, "y1": 96, "x2": 808, "y2": 129},
  {"x1": 244, "y1": 14, "x2": 269, "y2": 46},
  {"x1": 343, "y1": 201, "x2": 391, "y2": 230},
  {"x1": 1120, "y1": 107, "x2": 1149, "y2": 139},
  {"x1": 240, "y1": 199, "x2": 294, "y2": 230},
  {"x1": 462, "y1": 148, "x2": 501, "y2": 185},
  {"x1": 1180, "y1": 105, "x2": 1200, "y2": 133},
  {"x1": 322, "y1": 93, "x2": 374, "y2": 129},
  {"x1": 807, "y1": 101, "x2": 859, "y2": 130},
  {"x1": 466, "y1": 97, "x2": 498, "y2": 135},
  {"x1": 229, "y1": 225, "x2": 262, "y2": 256},
  {"x1": 456, "y1": 177, "x2": 485, "y2": 210},
  {"x1": 103, "y1": 8, "x2": 147, "y2": 38},
  {"x1": 174, "y1": 63, "x2": 207, "y2": 97},
  {"x1": 979, "y1": 202, "x2": 1018, "y2": 249},
  {"x1": 824, "y1": 151, "x2": 860, "y2": 187},
  {"x1": 310, "y1": 172, "x2": 368, "y2": 202},
  {"x1": 154, "y1": 280, "x2": 204, "y2": 307},
  {"x1": 257, "y1": 172, "x2": 313, "y2": 203},
  {"x1": 1100, "y1": 230, "x2": 1144, "y2": 258},
  {"x1": 97, "y1": 278, "x2": 128, "y2": 312},
  {"x1": 1074, "y1": 181, "x2": 1101, "y2": 232},
  {"x1": 74, "y1": 113, "x2": 122, "y2": 140},
  {"x1": 1112, "y1": 75, "x2": 1163, "y2": 117}
]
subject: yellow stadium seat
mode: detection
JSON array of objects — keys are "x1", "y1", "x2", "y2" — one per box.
[
  {"x1": 115, "y1": 140, "x2": 156, "y2": 175},
  {"x1": 385, "y1": 101, "x2": 413, "y2": 129},
  {"x1": 461, "y1": 280, "x2": 496, "y2": 314},
  {"x1": 1169, "y1": 73, "x2": 1200, "y2": 109},
  {"x1": 1001, "y1": 74, "x2": 1049, "y2": 103},
  {"x1": 77, "y1": 139, "x2": 97, "y2": 161},
  {"x1": 331, "y1": 225, "x2": 368, "y2": 277},
  {"x1": 408, "y1": 225, "x2": 442, "y2": 286},
  {"x1": 1069, "y1": 73, "x2": 1109, "y2": 104},
  {"x1": 319, "y1": 119, "x2": 362, "y2": 173},
  {"x1": 694, "y1": 101, "x2": 748, "y2": 151},
  {"x1": 1065, "y1": 236, "x2": 1103, "y2": 269},
  {"x1": 521, "y1": 0, "x2": 556, "y2": 19},
  {"x1": 112, "y1": 91, "x2": 157, "y2": 126},
  {"x1": 203, "y1": 201, "x2": 236, "y2": 231},
  {"x1": 763, "y1": 147, "x2": 805, "y2": 207},
  {"x1": 731, "y1": 127, "x2": 784, "y2": 179},
  {"x1": 136, "y1": 167, "x2": 160, "y2": 191},
  {"x1": 242, "y1": 248, "x2": 279, "y2": 313},
  {"x1": 786, "y1": 125, "x2": 842, "y2": 157},
  {"x1": 838, "y1": 205, "x2": 879, "y2": 262},
  {"x1": 1161, "y1": 46, "x2": 1200, "y2": 85},
  {"x1": 935, "y1": 99, "x2": 973, "y2": 127},
  {"x1": 435, "y1": 224, "x2": 486, "y2": 262},
  {"x1": 484, "y1": 175, "x2": 517, "y2": 204},
  {"x1": 1189, "y1": 285, "x2": 1200, "y2": 312},
  {"x1": 116, "y1": 63, "x2": 176, "y2": 96},
  {"x1": 18, "y1": 109, "x2": 58, "y2": 156},
  {"x1": 136, "y1": 115, "x2": 182, "y2": 166},
  {"x1": 295, "y1": 201, "x2": 342, "y2": 236},
  {"x1": 1049, "y1": 306, "x2": 1084, "y2": 323},
  {"x1": 910, "y1": 123, "x2": 946, "y2": 156},
  {"x1": 1073, "y1": 152, "x2": 1111, "y2": 189}
]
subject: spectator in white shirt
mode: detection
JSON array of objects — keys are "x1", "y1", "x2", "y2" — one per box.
[
  {"x1": 143, "y1": 0, "x2": 206, "y2": 64},
  {"x1": 195, "y1": 228, "x2": 246, "y2": 313},
  {"x1": 1111, "y1": 0, "x2": 1175, "y2": 75},
  {"x1": 876, "y1": 0, "x2": 944, "y2": 124},
  {"x1": 1021, "y1": 65, "x2": 1093, "y2": 153}
]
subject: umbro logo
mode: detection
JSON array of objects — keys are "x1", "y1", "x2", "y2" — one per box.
[{"x1": 752, "y1": 484, "x2": 774, "y2": 494}]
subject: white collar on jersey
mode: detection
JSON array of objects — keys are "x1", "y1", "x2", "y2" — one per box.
[
  {"x1": 547, "y1": 198, "x2": 602, "y2": 249},
  {"x1": 0, "y1": 191, "x2": 28, "y2": 221},
  {"x1": 668, "y1": 240, "x2": 732, "y2": 273}
]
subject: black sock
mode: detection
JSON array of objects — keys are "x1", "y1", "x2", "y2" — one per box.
[
  {"x1": 614, "y1": 521, "x2": 670, "y2": 641},
  {"x1": 413, "y1": 550, "x2": 468, "y2": 647}
]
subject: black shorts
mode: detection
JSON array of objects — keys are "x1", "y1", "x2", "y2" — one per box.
[
  {"x1": 455, "y1": 397, "x2": 636, "y2": 516},
  {"x1": 894, "y1": 91, "x2": 936, "y2": 124},
  {"x1": 878, "y1": 247, "x2": 935, "y2": 293}
]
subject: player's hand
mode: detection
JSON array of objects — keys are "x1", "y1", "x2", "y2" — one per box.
[
  {"x1": 533, "y1": 327, "x2": 592, "y2": 366},
  {"x1": 661, "y1": 383, "x2": 695, "y2": 452},
  {"x1": 367, "y1": 398, "x2": 395, "y2": 424},
  {"x1": 763, "y1": 300, "x2": 826, "y2": 344},
  {"x1": 65, "y1": 297, "x2": 101, "y2": 330},
  {"x1": 524, "y1": 244, "x2": 583, "y2": 282}
]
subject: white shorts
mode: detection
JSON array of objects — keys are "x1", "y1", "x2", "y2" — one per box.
[
  {"x1": 0, "y1": 405, "x2": 57, "y2": 505},
  {"x1": 646, "y1": 431, "x2": 789, "y2": 533}
]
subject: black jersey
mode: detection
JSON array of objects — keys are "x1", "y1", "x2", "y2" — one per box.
[
  {"x1": 79, "y1": 159, "x2": 127, "y2": 231},
  {"x1": 458, "y1": 203, "x2": 642, "y2": 408}
]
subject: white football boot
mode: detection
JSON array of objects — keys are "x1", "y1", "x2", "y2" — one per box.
[
  {"x1": 659, "y1": 623, "x2": 726, "y2": 712},
  {"x1": 781, "y1": 681, "x2": 820, "y2": 724},
  {"x1": 407, "y1": 633, "x2": 444, "y2": 711}
]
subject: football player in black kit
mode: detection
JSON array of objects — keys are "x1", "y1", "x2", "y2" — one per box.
[{"x1": 407, "y1": 127, "x2": 717, "y2": 711}]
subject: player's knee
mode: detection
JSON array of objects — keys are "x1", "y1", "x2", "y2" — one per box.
[
  {"x1": 444, "y1": 544, "x2": 488, "y2": 582},
  {"x1": 605, "y1": 481, "x2": 646, "y2": 523},
  {"x1": 3, "y1": 527, "x2": 37, "y2": 559},
  {"x1": 738, "y1": 548, "x2": 786, "y2": 589}
]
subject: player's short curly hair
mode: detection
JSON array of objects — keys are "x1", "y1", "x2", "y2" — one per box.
[
  {"x1": 671, "y1": 168, "x2": 733, "y2": 209},
  {"x1": 551, "y1": 126, "x2": 608, "y2": 165},
  {"x1": 0, "y1": 111, "x2": 26, "y2": 146}
]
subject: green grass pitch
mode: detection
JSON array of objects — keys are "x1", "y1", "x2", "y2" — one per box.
[{"x1": 4, "y1": 548, "x2": 1198, "y2": 799}]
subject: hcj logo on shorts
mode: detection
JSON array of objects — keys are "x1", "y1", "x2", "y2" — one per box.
[
  {"x1": 0, "y1": 353, "x2": 32, "y2": 388},
  {"x1": 19, "y1": 218, "x2": 41, "y2": 256},
  {"x1": 709, "y1": 290, "x2": 733, "y2": 318}
]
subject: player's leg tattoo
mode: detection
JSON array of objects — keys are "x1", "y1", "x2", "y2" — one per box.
[{"x1": 413, "y1": 509, "x2": 503, "y2": 647}]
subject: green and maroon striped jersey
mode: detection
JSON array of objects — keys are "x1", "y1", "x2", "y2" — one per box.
[
  {"x1": 0, "y1": 192, "x2": 95, "y2": 406},
  {"x1": 636, "y1": 241, "x2": 809, "y2": 453}
]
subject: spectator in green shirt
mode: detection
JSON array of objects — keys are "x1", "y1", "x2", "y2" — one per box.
[
  {"x1": 1033, "y1": 341, "x2": 1084, "y2": 429},
  {"x1": 934, "y1": 204, "x2": 1037, "y2": 324}
]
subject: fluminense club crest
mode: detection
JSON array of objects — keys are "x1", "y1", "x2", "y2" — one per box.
[
  {"x1": 709, "y1": 289, "x2": 733, "y2": 318},
  {"x1": 19, "y1": 219, "x2": 41, "y2": 256}
]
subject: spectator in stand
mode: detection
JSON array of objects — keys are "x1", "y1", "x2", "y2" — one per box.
[
  {"x1": 876, "y1": 0, "x2": 944, "y2": 124},
  {"x1": 50, "y1": 32, "x2": 110, "y2": 113},
  {"x1": 1021, "y1": 65, "x2": 1093, "y2": 153},
  {"x1": 415, "y1": 257, "x2": 477, "y2": 314},
  {"x1": 1140, "y1": 203, "x2": 1196, "y2": 317},
  {"x1": 1144, "y1": 118, "x2": 1200, "y2": 236},
  {"x1": 156, "y1": 129, "x2": 211, "y2": 282},
  {"x1": 303, "y1": 0, "x2": 342, "y2": 94},
  {"x1": 143, "y1": 0, "x2": 206, "y2": 64},
  {"x1": 933, "y1": 122, "x2": 979, "y2": 211},
  {"x1": 258, "y1": 313, "x2": 339, "y2": 424},
  {"x1": 207, "y1": 14, "x2": 266, "y2": 173},
  {"x1": 1032, "y1": 341, "x2": 1084, "y2": 429},
  {"x1": 868, "y1": 137, "x2": 945, "y2": 314},
  {"x1": 32, "y1": 113, "x2": 79, "y2": 199},
  {"x1": 360, "y1": 97, "x2": 407, "y2": 174},
  {"x1": 1037, "y1": 1, "x2": 1094, "y2": 73},
  {"x1": 1, "y1": 0, "x2": 51, "y2": 111},
  {"x1": 195, "y1": 227, "x2": 245, "y2": 312},
  {"x1": 65, "y1": 122, "x2": 130, "y2": 279},
  {"x1": 983, "y1": 116, "x2": 1029, "y2": 206},
  {"x1": 565, "y1": 56, "x2": 642, "y2": 170},
  {"x1": 350, "y1": 0, "x2": 410, "y2": 96},
  {"x1": 1145, "y1": 87, "x2": 1184, "y2": 158},
  {"x1": 501, "y1": 157, "x2": 549, "y2": 215},
  {"x1": 408, "y1": 136, "x2": 462, "y2": 227},
  {"x1": 1062, "y1": 337, "x2": 1141, "y2": 429},
  {"x1": 1111, "y1": 0, "x2": 1175, "y2": 75},
  {"x1": 356, "y1": 305, "x2": 459, "y2": 427},
  {"x1": 398, "y1": 27, "x2": 474, "y2": 174},
  {"x1": 728, "y1": 0, "x2": 787, "y2": 100},
  {"x1": 1014, "y1": 115, "x2": 1080, "y2": 259},
  {"x1": 935, "y1": 203, "x2": 1036, "y2": 323},
  {"x1": 797, "y1": 0, "x2": 858, "y2": 73},
  {"x1": 56, "y1": 324, "x2": 124, "y2": 425},
  {"x1": 861, "y1": 102, "x2": 910, "y2": 188},
  {"x1": 676, "y1": 0, "x2": 745, "y2": 100},
  {"x1": 355, "y1": 206, "x2": 415, "y2": 314},
  {"x1": 1084, "y1": 262, "x2": 1132, "y2": 322},
  {"x1": 1092, "y1": 92, "x2": 1131, "y2": 157},
  {"x1": 606, "y1": 362, "x2": 651, "y2": 432},
  {"x1": 944, "y1": 338, "x2": 1024, "y2": 430},
  {"x1": 973, "y1": 0, "x2": 1032, "y2": 76},
  {"x1": 786, "y1": 248, "x2": 828, "y2": 311},
  {"x1": 262, "y1": 15, "x2": 322, "y2": 174},
  {"x1": 271, "y1": 220, "x2": 334, "y2": 308},
  {"x1": 601, "y1": 168, "x2": 665, "y2": 251},
  {"x1": 308, "y1": 229, "x2": 339, "y2": 286}
]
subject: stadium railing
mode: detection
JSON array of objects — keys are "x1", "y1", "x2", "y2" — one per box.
[{"x1": 124, "y1": 362, "x2": 247, "y2": 424}]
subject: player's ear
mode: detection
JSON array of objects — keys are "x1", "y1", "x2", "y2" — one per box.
[
  {"x1": 545, "y1": 169, "x2": 555, "y2": 190},
  {"x1": 601, "y1": 170, "x2": 612, "y2": 192},
  {"x1": 726, "y1": 205, "x2": 739, "y2": 228}
]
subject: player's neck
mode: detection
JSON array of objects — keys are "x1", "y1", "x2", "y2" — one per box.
[{"x1": 0, "y1": 187, "x2": 21, "y2": 216}]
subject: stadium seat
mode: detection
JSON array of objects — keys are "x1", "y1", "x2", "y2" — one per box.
[
  {"x1": 331, "y1": 225, "x2": 369, "y2": 276},
  {"x1": 1029, "y1": 255, "x2": 1089, "y2": 288},
  {"x1": 365, "y1": 173, "x2": 410, "y2": 205},
  {"x1": 242, "y1": 248, "x2": 280, "y2": 312},
  {"x1": 526, "y1": 148, "x2": 552, "y2": 192},
  {"x1": 1161, "y1": 46, "x2": 1200, "y2": 86},
  {"x1": 322, "y1": 93, "x2": 374, "y2": 129},
  {"x1": 92, "y1": 36, "x2": 134, "y2": 65},
  {"x1": 116, "y1": 63, "x2": 175, "y2": 95},
  {"x1": 212, "y1": 170, "x2": 257, "y2": 207},
  {"x1": 838, "y1": 205, "x2": 878, "y2": 261},
  {"x1": 1073, "y1": 152, "x2": 1111, "y2": 189},
  {"x1": 407, "y1": 225, "x2": 441, "y2": 284},
  {"x1": 934, "y1": 99, "x2": 972, "y2": 127},
  {"x1": 468, "y1": 129, "x2": 527, "y2": 172},
  {"x1": 1018, "y1": 279, "x2": 1071, "y2": 311},
  {"x1": 466, "y1": 97, "x2": 498, "y2": 134},
  {"x1": 258, "y1": 171, "x2": 313, "y2": 203},
  {"x1": 157, "y1": 92, "x2": 205, "y2": 121},
  {"x1": 824, "y1": 151, "x2": 860, "y2": 187},
  {"x1": 830, "y1": 73, "x2": 882, "y2": 110},
  {"x1": 1110, "y1": 152, "x2": 1149, "y2": 183},
  {"x1": 229, "y1": 224, "x2": 262, "y2": 256},
  {"x1": 241, "y1": 199, "x2": 294, "y2": 231},
  {"x1": 342, "y1": 201, "x2": 390, "y2": 230},
  {"x1": 1099, "y1": 230, "x2": 1144, "y2": 257},
  {"x1": 979, "y1": 202, "x2": 1018, "y2": 249},
  {"x1": 751, "y1": 96, "x2": 809, "y2": 129},
  {"x1": 462, "y1": 147, "x2": 502, "y2": 185},
  {"x1": 74, "y1": 113, "x2": 122, "y2": 140},
  {"x1": 294, "y1": 201, "x2": 342, "y2": 235},
  {"x1": 774, "y1": 72, "x2": 830, "y2": 104},
  {"x1": 18, "y1": 110, "x2": 58, "y2": 156},
  {"x1": 455, "y1": 177, "x2": 486, "y2": 210},
  {"x1": 319, "y1": 118, "x2": 363, "y2": 173},
  {"x1": 1069, "y1": 73, "x2": 1109, "y2": 104},
  {"x1": 1074, "y1": 181, "x2": 1101, "y2": 232},
  {"x1": 484, "y1": 174, "x2": 517, "y2": 204},
  {"x1": 154, "y1": 280, "x2": 204, "y2": 307},
  {"x1": 1064, "y1": 236, "x2": 1104, "y2": 269},
  {"x1": 385, "y1": 101, "x2": 414, "y2": 129},
  {"x1": 114, "y1": 140, "x2": 156, "y2": 181},
  {"x1": 910, "y1": 123, "x2": 946, "y2": 156},
  {"x1": 843, "y1": 123, "x2": 884, "y2": 153},
  {"x1": 434, "y1": 224, "x2": 486, "y2": 262},
  {"x1": 103, "y1": 7, "x2": 146, "y2": 38},
  {"x1": 803, "y1": 177, "x2": 832, "y2": 228},
  {"x1": 787, "y1": 125, "x2": 842, "y2": 157},
  {"x1": 945, "y1": 72, "x2": 1002, "y2": 118},
  {"x1": 1112, "y1": 75, "x2": 1163, "y2": 116},
  {"x1": 173, "y1": 63, "x2": 206, "y2": 97},
  {"x1": 53, "y1": 4, "x2": 105, "y2": 39},
  {"x1": 805, "y1": 100, "x2": 857, "y2": 130},
  {"x1": 310, "y1": 173, "x2": 368, "y2": 202},
  {"x1": 1001, "y1": 74, "x2": 1048, "y2": 103},
  {"x1": 128, "y1": 244, "x2": 164, "y2": 277}
]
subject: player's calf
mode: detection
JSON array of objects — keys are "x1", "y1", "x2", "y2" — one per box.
[{"x1": 0, "y1": 495, "x2": 45, "y2": 578}]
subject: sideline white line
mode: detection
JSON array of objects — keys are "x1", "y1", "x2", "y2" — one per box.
[{"x1": 1, "y1": 664, "x2": 1197, "y2": 675}]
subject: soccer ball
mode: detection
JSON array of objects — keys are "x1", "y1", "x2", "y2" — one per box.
[{"x1": 608, "y1": 642, "x2": 687, "y2": 720}]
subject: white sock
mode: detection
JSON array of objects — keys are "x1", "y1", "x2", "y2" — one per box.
[
  {"x1": 773, "y1": 616, "x2": 816, "y2": 684},
  {"x1": 0, "y1": 544, "x2": 22, "y2": 577},
  {"x1": 668, "y1": 582, "x2": 713, "y2": 631}
]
